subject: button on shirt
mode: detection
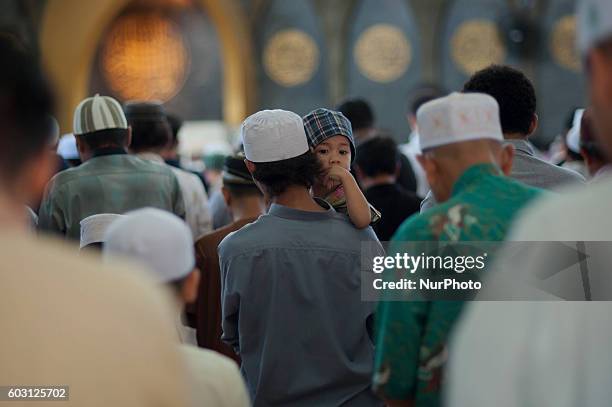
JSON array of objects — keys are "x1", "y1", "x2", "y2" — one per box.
[
  {"x1": 373, "y1": 164, "x2": 541, "y2": 407},
  {"x1": 219, "y1": 200, "x2": 384, "y2": 407},
  {"x1": 38, "y1": 150, "x2": 185, "y2": 240}
]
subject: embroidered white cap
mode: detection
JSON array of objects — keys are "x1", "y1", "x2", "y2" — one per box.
[
  {"x1": 73, "y1": 94, "x2": 128, "y2": 136},
  {"x1": 103, "y1": 208, "x2": 194, "y2": 283},
  {"x1": 241, "y1": 109, "x2": 309, "y2": 162},
  {"x1": 416, "y1": 92, "x2": 504, "y2": 151},
  {"x1": 577, "y1": 0, "x2": 612, "y2": 55},
  {"x1": 79, "y1": 213, "x2": 124, "y2": 249}
]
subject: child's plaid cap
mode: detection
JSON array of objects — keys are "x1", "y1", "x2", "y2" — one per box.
[{"x1": 303, "y1": 108, "x2": 356, "y2": 162}]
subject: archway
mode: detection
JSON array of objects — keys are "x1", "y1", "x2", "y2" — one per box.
[{"x1": 40, "y1": 0, "x2": 253, "y2": 130}]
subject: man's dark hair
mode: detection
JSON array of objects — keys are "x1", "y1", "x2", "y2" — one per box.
[
  {"x1": 407, "y1": 84, "x2": 445, "y2": 115},
  {"x1": 224, "y1": 182, "x2": 263, "y2": 198},
  {"x1": 355, "y1": 135, "x2": 399, "y2": 177},
  {"x1": 77, "y1": 128, "x2": 129, "y2": 151},
  {"x1": 336, "y1": 99, "x2": 374, "y2": 130},
  {"x1": 251, "y1": 151, "x2": 324, "y2": 197},
  {"x1": 0, "y1": 36, "x2": 54, "y2": 182},
  {"x1": 127, "y1": 118, "x2": 171, "y2": 152},
  {"x1": 167, "y1": 113, "x2": 183, "y2": 147},
  {"x1": 124, "y1": 102, "x2": 171, "y2": 152},
  {"x1": 463, "y1": 64, "x2": 536, "y2": 135}
]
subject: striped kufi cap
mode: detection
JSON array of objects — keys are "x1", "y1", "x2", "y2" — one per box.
[{"x1": 73, "y1": 94, "x2": 128, "y2": 136}]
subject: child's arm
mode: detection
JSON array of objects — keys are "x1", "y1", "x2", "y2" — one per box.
[{"x1": 328, "y1": 165, "x2": 371, "y2": 229}]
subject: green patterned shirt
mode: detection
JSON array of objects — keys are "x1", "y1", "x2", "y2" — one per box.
[{"x1": 373, "y1": 163, "x2": 541, "y2": 407}]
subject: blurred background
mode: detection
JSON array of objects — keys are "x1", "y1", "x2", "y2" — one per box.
[{"x1": 2, "y1": 0, "x2": 583, "y2": 159}]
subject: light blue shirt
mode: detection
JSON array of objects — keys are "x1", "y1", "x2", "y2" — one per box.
[{"x1": 219, "y1": 200, "x2": 384, "y2": 406}]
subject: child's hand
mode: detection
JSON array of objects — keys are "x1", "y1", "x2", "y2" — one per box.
[{"x1": 325, "y1": 165, "x2": 351, "y2": 190}]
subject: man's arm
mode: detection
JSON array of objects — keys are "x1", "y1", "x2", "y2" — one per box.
[
  {"x1": 37, "y1": 182, "x2": 66, "y2": 236},
  {"x1": 219, "y1": 252, "x2": 241, "y2": 354}
]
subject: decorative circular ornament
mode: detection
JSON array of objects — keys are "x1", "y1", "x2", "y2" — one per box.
[
  {"x1": 451, "y1": 20, "x2": 506, "y2": 75},
  {"x1": 263, "y1": 29, "x2": 319, "y2": 87},
  {"x1": 354, "y1": 24, "x2": 412, "y2": 83},
  {"x1": 101, "y1": 11, "x2": 190, "y2": 102},
  {"x1": 550, "y1": 15, "x2": 581, "y2": 72}
]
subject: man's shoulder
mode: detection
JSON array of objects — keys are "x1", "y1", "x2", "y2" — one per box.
[
  {"x1": 52, "y1": 155, "x2": 177, "y2": 187},
  {"x1": 513, "y1": 153, "x2": 586, "y2": 187},
  {"x1": 1, "y1": 232, "x2": 173, "y2": 315},
  {"x1": 218, "y1": 212, "x2": 379, "y2": 258},
  {"x1": 509, "y1": 179, "x2": 612, "y2": 240},
  {"x1": 179, "y1": 345, "x2": 248, "y2": 405},
  {"x1": 169, "y1": 165, "x2": 205, "y2": 187},
  {"x1": 392, "y1": 209, "x2": 433, "y2": 241},
  {"x1": 218, "y1": 217, "x2": 266, "y2": 256},
  {"x1": 196, "y1": 219, "x2": 255, "y2": 254},
  {"x1": 495, "y1": 173, "x2": 542, "y2": 198}
]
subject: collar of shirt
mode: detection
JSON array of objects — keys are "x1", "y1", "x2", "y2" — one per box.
[
  {"x1": 136, "y1": 152, "x2": 165, "y2": 163},
  {"x1": 451, "y1": 163, "x2": 503, "y2": 197},
  {"x1": 92, "y1": 147, "x2": 127, "y2": 158},
  {"x1": 268, "y1": 198, "x2": 337, "y2": 221},
  {"x1": 506, "y1": 139, "x2": 534, "y2": 156}
]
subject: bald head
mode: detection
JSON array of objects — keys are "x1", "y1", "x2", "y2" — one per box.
[{"x1": 418, "y1": 140, "x2": 514, "y2": 203}]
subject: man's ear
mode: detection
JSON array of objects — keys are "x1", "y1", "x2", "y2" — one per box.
[
  {"x1": 528, "y1": 114, "x2": 539, "y2": 137},
  {"x1": 221, "y1": 186, "x2": 231, "y2": 207},
  {"x1": 75, "y1": 135, "x2": 86, "y2": 159},
  {"x1": 417, "y1": 154, "x2": 437, "y2": 186},
  {"x1": 182, "y1": 268, "x2": 201, "y2": 304},
  {"x1": 499, "y1": 144, "x2": 515, "y2": 176},
  {"x1": 125, "y1": 126, "x2": 132, "y2": 148},
  {"x1": 244, "y1": 159, "x2": 256, "y2": 175}
]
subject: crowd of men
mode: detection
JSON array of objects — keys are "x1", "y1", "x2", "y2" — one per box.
[{"x1": 3, "y1": 0, "x2": 612, "y2": 406}]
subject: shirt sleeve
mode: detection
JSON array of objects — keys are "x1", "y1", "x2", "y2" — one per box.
[
  {"x1": 219, "y1": 251, "x2": 241, "y2": 355},
  {"x1": 193, "y1": 182, "x2": 212, "y2": 239},
  {"x1": 171, "y1": 173, "x2": 187, "y2": 221},
  {"x1": 37, "y1": 181, "x2": 66, "y2": 236},
  {"x1": 373, "y1": 222, "x2": 466, "y2": 402}
]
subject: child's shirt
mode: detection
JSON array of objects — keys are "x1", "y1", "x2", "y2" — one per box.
[{"x1": 323, "y1": 184, "x2": 381, "y2": 225}]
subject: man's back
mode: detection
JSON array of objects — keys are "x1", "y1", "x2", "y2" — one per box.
[
  {"x1": 375, "y1": 164, "x2": 541, "y2": 406},
  {"x1": 508, "y1": 139, "x2": 585, "y2": 189},
  {"x1": 364, "y1": 183, "x2": 421, "y2": 241},
  {"x1": 192, "y1": 217, "x2": 256, "y2": 362},
  {"x1": 38, "y1": 153, "x2": 185, "y2": 239},
  {"x1": 219, "y1": 203, "x2": 383, "y2": 406},
  {"x1": 0, "y1": 232, "x2": 191, "y2": 406}
]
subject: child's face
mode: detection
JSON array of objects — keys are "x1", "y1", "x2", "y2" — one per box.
[{"x1": 313, "y1": 135, "x2": 351, "y2": 171}]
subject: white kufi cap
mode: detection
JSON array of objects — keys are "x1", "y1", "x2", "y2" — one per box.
[
  {"x1": 241, "y1": 109, "x2": 309, "y2": 162},
  {"x1": 57, "y1": 133, "x2": 79, "y2": 160},
  {"x1": 79, "y1": 213, "x2": 124, "y2": 249},
  {"x1": 416, "y1": 92, "x2": 504, "y2": 151},
  {"x1": 102, "y1": 208, "x2": 194, "y2": 283}
]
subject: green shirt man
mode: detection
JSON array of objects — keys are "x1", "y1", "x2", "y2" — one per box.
[{"x1": 372, "y1": 92, "x2": 542, "y2": 407}]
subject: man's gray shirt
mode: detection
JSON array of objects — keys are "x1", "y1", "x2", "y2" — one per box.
[
  {"x1": 218, "y1": 201, "x2": 384, "y2": 407},
  {"x1": 420, "y1": 139, "x2": 586, "y2": 212}
]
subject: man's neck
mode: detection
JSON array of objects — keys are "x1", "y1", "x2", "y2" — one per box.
[
  {"x1": 272, "y1": 185, "x2": 326, "y2": 212},
  {"x1": 503, "y1": 132, "x2": 528, "y2": 140},
  {"x1": 231, "y1": 198, "x2": 266, "y2": 221},
  {"x1": 0, "y1": 191, "x2": 28, "y2": 232},
  {"x1": 359, "y1": 174, "x2": 396, "y2": 190}
]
